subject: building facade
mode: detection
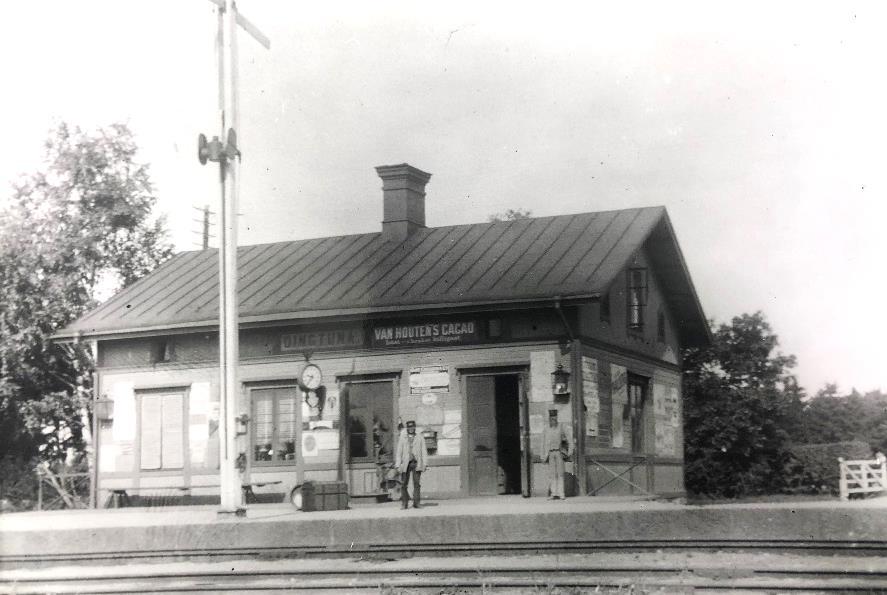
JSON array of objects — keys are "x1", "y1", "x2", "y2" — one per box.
[{"x1": 57, "y1": 164, "x2": 709, "y2": 503}]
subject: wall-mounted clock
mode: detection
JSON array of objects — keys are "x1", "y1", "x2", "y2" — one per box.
[{"x1": 300, "y1": 363, "x2": 322, "y2": 391}]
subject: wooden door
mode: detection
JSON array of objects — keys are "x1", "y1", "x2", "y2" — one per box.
[
  {"x1": 466, "y1": 376, "x2": 498, "y2": 495},
  {"x1": 519, "y1": 373, "x2": 531, "y2": 497}
]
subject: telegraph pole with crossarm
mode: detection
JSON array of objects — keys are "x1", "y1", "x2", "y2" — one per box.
[{"x1": 198, "y1": 0, "x2": 269, "y2": 516}]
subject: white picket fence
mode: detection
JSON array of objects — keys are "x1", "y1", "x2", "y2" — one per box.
[{"x1": 838, "y1": 453, "x2": 887, "y2": 500}]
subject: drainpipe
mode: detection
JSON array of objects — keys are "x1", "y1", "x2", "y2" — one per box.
[{"x1": 553, "y1": 299, "x2": 587, "y2": 496}]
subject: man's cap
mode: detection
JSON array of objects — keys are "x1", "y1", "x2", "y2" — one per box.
[
  {"x1": 406, "y1": 420, "x2": 416, "y2": 428},
  {"x1": 548, "y1": 409, "x2": 558, "y2": 418}
]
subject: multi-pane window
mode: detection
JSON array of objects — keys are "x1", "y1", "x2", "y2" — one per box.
[
  {"x1": 627, "y1": 268, "x2": 648, "y2": 331},
  {"x1": 627, "y1": 376, "x2": 647, "y2": 453},
  {"x1": 346, "y1": 380, "x2": 394, "y2": 463},
  {"x1": 139, "y1": 391, "x2": 185, "y2": 470},
  {"x1": 252, "y1": 387, "x2": 298, "y2": 464}
]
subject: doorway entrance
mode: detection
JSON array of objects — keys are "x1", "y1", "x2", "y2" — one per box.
[{"x1": 465, "y1": 373, "x2": 525, "y2": 496}]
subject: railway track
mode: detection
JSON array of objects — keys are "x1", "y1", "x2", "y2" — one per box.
[
  {"x1": 3, "y1": 538, "x2": 887, "y2": 567},
  {"x1": 3, "y1": 550, "x2": 887, "y2": 594}
]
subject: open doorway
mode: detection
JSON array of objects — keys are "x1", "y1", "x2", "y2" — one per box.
[
  {"x1": 465, "y1": 372, "x2": 523, "y2": 496},
  {"x1": 495, "y1": 376, "x2": 521, "y2": 494}
]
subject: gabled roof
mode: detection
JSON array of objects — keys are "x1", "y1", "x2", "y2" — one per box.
[{"x1": 56, "y1": 206, "x2": 710, "y2": 346}]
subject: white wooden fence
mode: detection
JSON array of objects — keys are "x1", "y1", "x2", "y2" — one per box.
[{"x1": 838, "y1": 453, "x2": 887, "y2": 501}]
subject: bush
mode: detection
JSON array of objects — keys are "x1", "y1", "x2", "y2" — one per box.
[
  {"x1": 784, "y1": 441, "x2": 873, "y2": 495},
  {"x1": 0, "y1": 457, "x2": 40, "y2": 512}
]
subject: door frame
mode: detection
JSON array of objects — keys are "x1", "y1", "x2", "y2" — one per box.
[{"x1": 458, "y1": 366, "x2": 529, "y2": 498}]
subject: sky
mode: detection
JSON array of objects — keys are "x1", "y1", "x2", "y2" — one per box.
[{"x1": 1, "y1": 1, "x2": 885, "y2": 396}]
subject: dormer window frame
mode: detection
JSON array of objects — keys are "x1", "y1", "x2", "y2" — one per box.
[{"x1": 627, "y1": 267, "x2": 648, "y2": 333}]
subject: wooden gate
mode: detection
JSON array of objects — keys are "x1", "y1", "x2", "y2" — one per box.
[{"x1": 838, "y1": 453, "x2": 886, "y2": 500}]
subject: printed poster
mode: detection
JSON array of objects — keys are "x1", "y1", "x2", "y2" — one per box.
[
  {"x1": 530, "y1": 351, "x2": 556, "y2": 403},
  {"x1": 529, "y1": 414, "x2": 545, "y2": 435},
  {"x1": 110, "y1": 381, "x2": 135, "y2": 441},
  {"x1": 409, "y1": 366, "x2": 450, "y2": 394},
  {"x1": 443, "y1": 409, "x2": 461, "y2": 425},
  {"x1": 582, "y1": 356, "x2": 599, "y2": 437},
  {"x1": 189, "y1": 382, "x2": 210, "y2": 466},
  {"x1": 436, "y1": 438, "x2": 460, "y2": 456},
  {"x1": 610, "y1": 364, "x2": 627, "y2": 448}
]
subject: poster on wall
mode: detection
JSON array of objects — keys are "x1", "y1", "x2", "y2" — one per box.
[
  {"x1": 325, "y1": 387, "x2": 340, "y2": 419},
  {"x1": 189, "y1": 382, "x2": 210, "y2": 467},
  {"x1": 667, "y1": 385, "x2": 680, "y2": 426},
  {"x1": 409, "y1": 366, "x2": 450, "y2": 394},
  {"x1": 110, "y1": 381, "x2": 135, "y2": 441},
  {"x1": 582, "y1": 357, "x2": 599, "y2": 414},
  {"x1": 314, "y1": 429, "x2": 339, "y2": 450},
  {"x1": 443, "y1": 409, "x2": 461, "y2": 425},
  {"x1": 441, "y1": 423, "x2": 461, "y2": 439},
  {"x1": 416, "y1": 404, "x2": 444, "y2": 426},
  {"x1": 582, "y1": 356, "x2": 599, "y2": 437},
  {"x1": 436, "y1": 438, "x2": 460, "y2": 456},
  {"x1": 610, "y1": 364, "x2": 627, "y2": 448},
  {"x1": 99, "y1": 444, "x2": 117, "y2": 472},
  {"x1": 302, "y1": 432, "x2": 319, "y2": 457},
  {"x1": 530, "y1": 351, "x2": 556, "y2": 403},
  {"x1": 529, "y1": 414, "x2": 545, "y2": 435}
]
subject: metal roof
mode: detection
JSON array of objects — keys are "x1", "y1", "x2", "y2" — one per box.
[{"x1": 57, "y1": 206, "x2": 710, "y2": 346}]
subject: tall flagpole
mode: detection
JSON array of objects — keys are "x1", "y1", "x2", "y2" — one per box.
[
  {"x1": 200, "y1": 0, "x2": 269, "y2": 516},
  {"x1": 218, "y1": 0, "x2": 241, "y2": 515}
]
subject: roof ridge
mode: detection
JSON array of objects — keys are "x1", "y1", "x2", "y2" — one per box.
[{"x1": 174, "y1": 206, "x2": 666, "y2": 254}]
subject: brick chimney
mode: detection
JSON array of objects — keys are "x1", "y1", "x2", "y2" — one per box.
[{"x1": 375, "y1": 163, "x2": 432, "y2": 243}]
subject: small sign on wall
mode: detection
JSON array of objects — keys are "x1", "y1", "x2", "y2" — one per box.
[
  {"x1": 529, "y1": 414, "x2": 545, "y2": 435},
  {"x1": 409, "y1": 366, "x2": 450, "y2": 394},
  {"x1": 610, "y1": 364, "x2": 628, "y2": 448},
  {"x1": 436, "y1": 438, "x2": 461, "y2": 456},
  {"x1": 110, "y1": 381, "x2": 136, "y2": 441},
  {"x1": 530, "y1": 351, "x2": 556, "y2": 403}
]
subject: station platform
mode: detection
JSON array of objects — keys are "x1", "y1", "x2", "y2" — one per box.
[{"x1": 2, "y1": 494, "x2": 887, "y2": 566}]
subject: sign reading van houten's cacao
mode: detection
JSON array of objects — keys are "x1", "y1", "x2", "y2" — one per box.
[
  {"x1": 372, "y1": 321, "x2": 479, "y2": 347},
  {"x1": 280, "y1": 327, "x2": 364, "y2": 352}
]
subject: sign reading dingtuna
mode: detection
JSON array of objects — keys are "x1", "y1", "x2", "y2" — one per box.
[
  {"x1": 280, "y1": 327, "x2": 364, "y2": 352},
  {"x1": 372, "y1": 321, "x2": 479, "y2": 347}
]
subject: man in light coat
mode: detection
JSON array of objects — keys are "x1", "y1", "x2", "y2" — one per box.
[
  {"x1": 541, "y1": 409, "x2": 571, "y2": 499},
  {"x1": 395, "y1": 420, "x2": 428, "y2": 509}
]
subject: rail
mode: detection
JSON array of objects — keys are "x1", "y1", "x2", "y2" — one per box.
[{"x1": 5, "y1": 548, "x2": 887, "y2": 593}]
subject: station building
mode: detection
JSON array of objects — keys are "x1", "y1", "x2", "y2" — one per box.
[{"x1": 56, "y1": 164, "x2": 710, "y2": 504}]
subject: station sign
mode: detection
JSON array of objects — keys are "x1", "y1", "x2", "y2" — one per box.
[{"x1": 280, "y1": 327, "x2": 365, "y2": 352}]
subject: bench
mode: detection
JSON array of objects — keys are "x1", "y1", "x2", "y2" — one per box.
[{"x1": 105, "y1": 481, "x2": 283, "y2": 508}]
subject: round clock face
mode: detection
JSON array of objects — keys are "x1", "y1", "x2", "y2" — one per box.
[{"x1": 301, "y1": 363, "x2": 322, "y2": 390}]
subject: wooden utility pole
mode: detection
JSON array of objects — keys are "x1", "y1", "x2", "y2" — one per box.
[{"x1": 200, "y1": 0, "x2": 269, "y2": 515}]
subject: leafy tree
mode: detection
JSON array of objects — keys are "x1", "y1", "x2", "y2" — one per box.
[
  {"x1": 488, "y1": 208, "x2": 532, "y2": 222},
  {"x1": 0, "y1": 123, "x2": 173, "y2": 464},
  {"x1": 792, "y1": 385, "x2": 887, "y2": 453},
  {"x1": 682, "y1": 312, "x2": 805, "y2": 497}
]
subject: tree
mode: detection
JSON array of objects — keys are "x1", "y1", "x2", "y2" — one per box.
[
  {"x1": 793, "y1": 384, "x2": 887, "y2": 452},
  {"x1": 682, "y1": 312, "x2": 805, "y2": 497},
  {"x1": 0, "y1": 123, "x2": 173, "y2": 464},
  {"x1": 488, "y1": 208, "x2": 532, "y2": 222}
]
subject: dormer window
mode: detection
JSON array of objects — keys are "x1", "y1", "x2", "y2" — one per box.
[
  {"x1": 657, "y1": 309, "x2": 666, "y2": 342},
  {"x1": 627, "y1": 268, "x2": 647, "y2": 331}
]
